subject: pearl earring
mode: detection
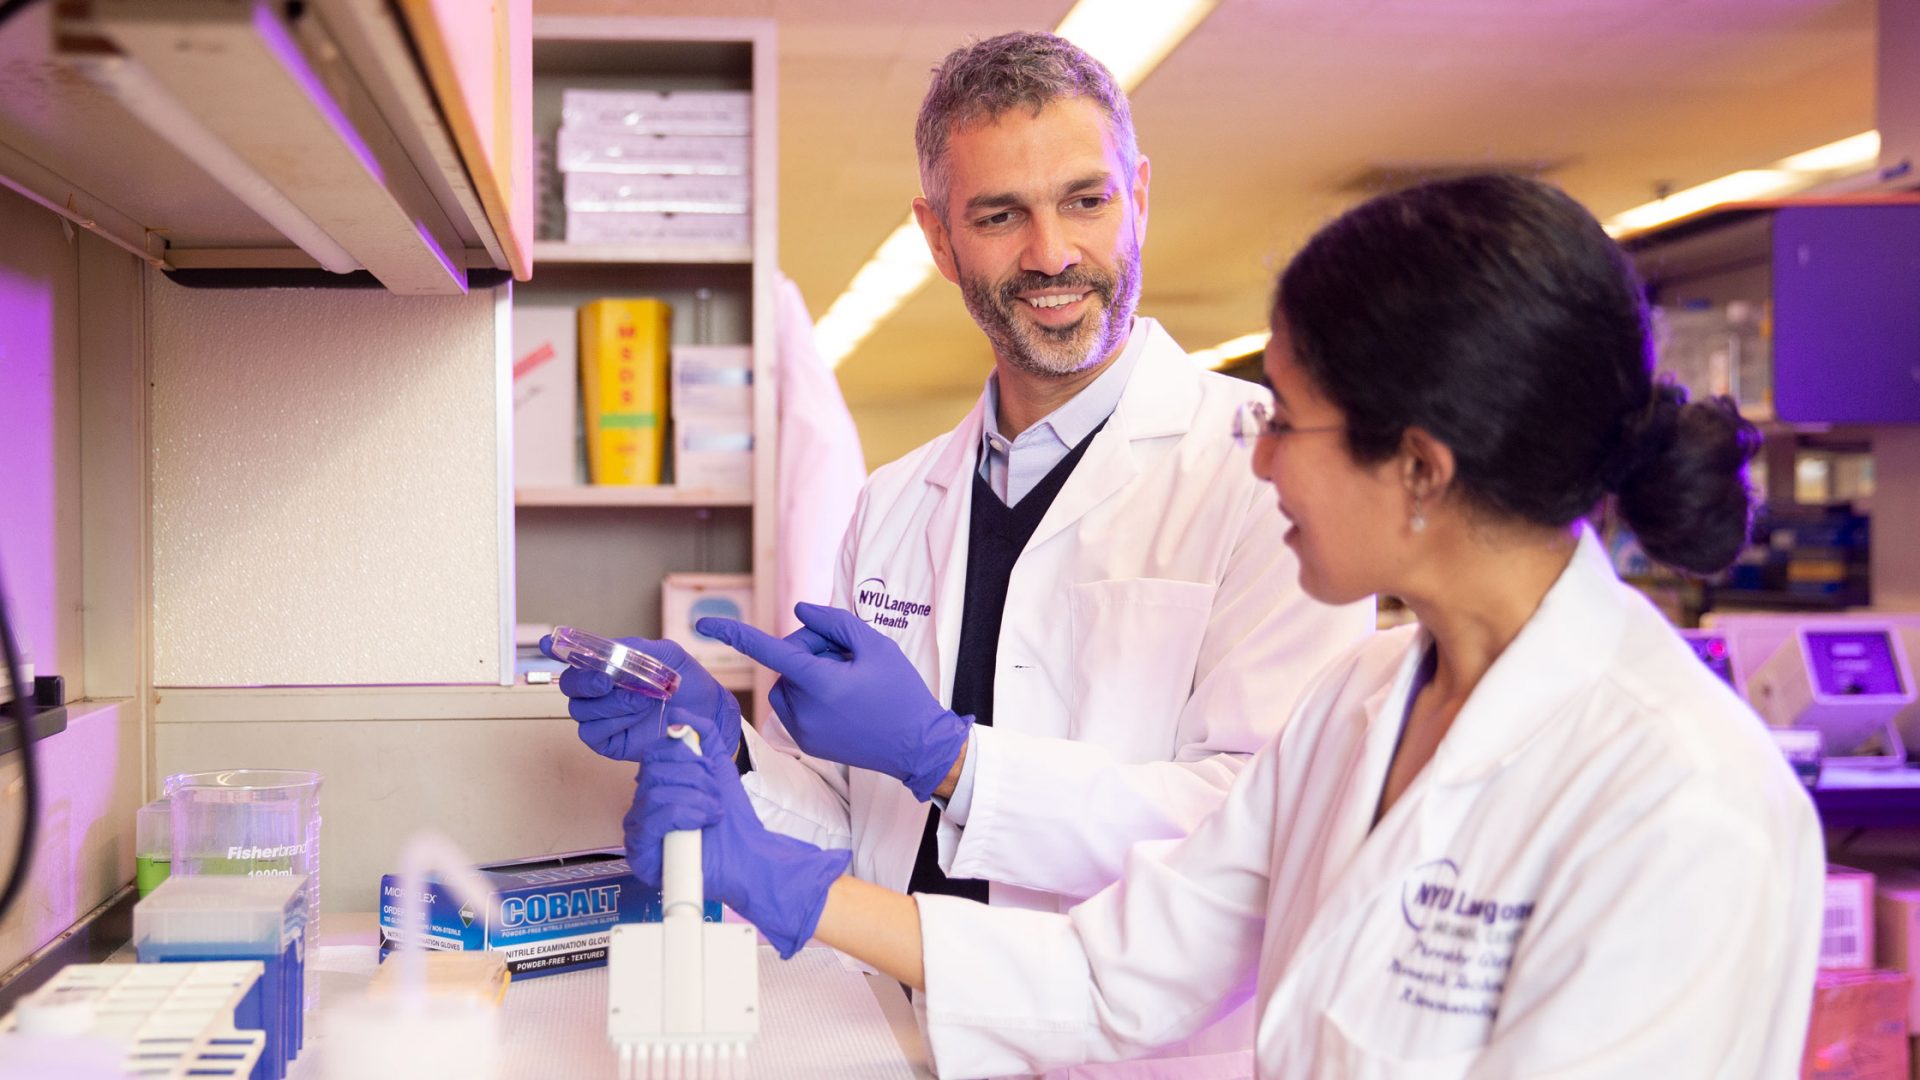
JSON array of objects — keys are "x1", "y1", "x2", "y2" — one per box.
[{"x1": 1410, "y1": 496, "x2": 1427, "y2": 534}]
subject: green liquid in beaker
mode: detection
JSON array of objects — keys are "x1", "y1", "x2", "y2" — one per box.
[
  {"x1": 141, "y1": 856, "x2": 296, "y2": 896},
  {"x1": 136, "y1": 855, "x2": 170, "y2": 897}
]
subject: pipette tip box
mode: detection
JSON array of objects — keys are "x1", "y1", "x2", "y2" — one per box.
[
  {"x1": 0, "y1": 960, "x2": 269, "y2": 1079},
  {"x1": 134, "y1": 874, "x2": 308, "y2": 1080},
  {"x1": 378, "y1": 848, "x2": 720, "y2": 981}
]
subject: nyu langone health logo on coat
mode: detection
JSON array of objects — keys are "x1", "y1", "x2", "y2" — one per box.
[
  {"x1": 1401, "y1": 858, "x2": 1534, "y2": 933},
  {"x1": 854, "y1": 577, "x2": 932, "y2": 632},
  {"x1": 1393, "y1": 857, "x2": 1534, "y2": 1022},
  {"x1": 1401, "y1": 858, "x2": 1463, "y2": 932}
]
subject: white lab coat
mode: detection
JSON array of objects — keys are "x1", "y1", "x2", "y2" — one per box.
[
  {"x1": 741, "y1": 318, "x2": 1373, "y2": 1078},
  {"x1": 774, "y1": 274, "x2": 867, "y2": 636},
  {"x1": 915, "y1": 526, "x2": 1825, "y2": 1080}
]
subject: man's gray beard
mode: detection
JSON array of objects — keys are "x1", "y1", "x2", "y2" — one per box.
[{"x1": 958, "y1": 241, "x2": 1142, "y2": 379}]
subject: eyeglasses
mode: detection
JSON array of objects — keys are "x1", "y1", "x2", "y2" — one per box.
[{"x1": 1231, "y1": 399, "x2": 1344, "y2": 449}]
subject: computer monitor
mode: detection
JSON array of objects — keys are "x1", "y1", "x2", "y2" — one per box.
[{"x1": 1747, "y1": 624, "x2": 1913, "y2": 768}]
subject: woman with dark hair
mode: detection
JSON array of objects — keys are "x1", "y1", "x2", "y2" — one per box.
[{"x1": 624, "y1": 174, "x2": 1823, "y2": 1077}]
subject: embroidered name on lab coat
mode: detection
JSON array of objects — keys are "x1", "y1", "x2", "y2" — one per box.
[
  {"x1": 1393, "y1": 858, "x2": 1534, "y2": 1020},
  {"x1": 854, "y1": 577, "x2": 933, "y2": 632}
]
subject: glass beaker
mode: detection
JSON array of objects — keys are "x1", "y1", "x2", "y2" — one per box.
[
  {"x1": 163, "y1": 769, "x2": 322, "y2": 1006},
  {"x1": 135, "y1": 797, "x2": 172, "y2": 898}
]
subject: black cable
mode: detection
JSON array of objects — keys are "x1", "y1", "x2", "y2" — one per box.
[
  {"x1": 0, "y1": 0, "x2": 49, "y2": 32},
  {"x1": 0, "y1": 553, "x2": 40, "y2": 923}
]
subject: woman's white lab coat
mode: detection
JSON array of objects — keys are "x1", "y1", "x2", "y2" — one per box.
[{"x1": 916, "y1": 528, "x2": 1825, "y2": 1079}]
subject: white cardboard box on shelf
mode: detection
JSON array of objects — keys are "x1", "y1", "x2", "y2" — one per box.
[
  {"x1": 565, "y1": 209, "x2": 752, "y2": 250},
  {"x1": 561, "y1": 88, "x2": 751, "y2": 136},
  {"x1": 564, "y1": 171, "x2": 750, "y2": 214},
  {"x1": 662, "y1": 573, "x2": 755, "y2": 671},
  {"x1": 672, "y1": 344, "x2": 753, "y2": 419},
  {"x1": 673, "y1": 417, "x2": 753, "y2": 494},
  {"x1": 1825, "y1": 865, "x2": 1877, "y2": 971},
  {"x1": 510, "y1": 306, "x2": 580, "y2": 487},
  {"x1": 556, "y1": 130, "x2": 749, "y2": 175}
]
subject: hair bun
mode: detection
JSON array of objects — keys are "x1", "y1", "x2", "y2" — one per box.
[
  {"x1": 1612, "y1": 385, "x2": 1762, "y2": 575},
  {"x1": 1601, "y1": 382, "x2": 1686, "y2": 494}
]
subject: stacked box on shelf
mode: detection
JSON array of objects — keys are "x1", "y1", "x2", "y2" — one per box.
[
  {"x1": 557, "y1": 89, "x2": 751, "y2": 252},
  {"x1": 662, "y1": 573, "x2": 755, "y2": 673},
  {"x1": 562, "y1": 88, "x2": 751, "y2": 134},
  {"x1": 1829, "y1": 867, "x2": 1878, "y2": 972},
  {"x1": 579, "y1": 298, "x2": 672, "y2": 486},
  {"x1": 564, "y1": 172, "x2": 750, "y2": 215},
  {"x1": 1804, "y1": 968, "x2": 1912, "y2": 1080},
  {"x1": 511, "y1": 306, "x2": 582, "y2": 487},
  {"x1": 1863, "y1": 865, "x2": 1920, "y2": 1074},
  {"x1": 1805, "y1": 866, "x2": 1912, "y2": 1080},
  {"x1": 671, "y1": 343, "x2": 753, "y2": 495}
]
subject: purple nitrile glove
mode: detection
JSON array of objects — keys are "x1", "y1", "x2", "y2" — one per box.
[
  {"x1": 695, "y1": 602, "x2": 971, "y2": 803},
  {"x1": 622, "y1": 706, "x2": 850, "y2": 959},
  {"x1": 539, "y1": 634, "x2": 742, "y2": 762}
]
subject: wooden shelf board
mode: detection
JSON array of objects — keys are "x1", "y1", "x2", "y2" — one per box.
[
  {"x1": 516, "y1": 485, "x2": 751, "y2": 508},
  {"x1": 532, "y1": 240, "x2": 752, "y2": 266}
]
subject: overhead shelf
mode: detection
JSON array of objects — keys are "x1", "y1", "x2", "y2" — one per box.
[{"x1": 0, "y1": 0, "x2": 532, "y2": 294}]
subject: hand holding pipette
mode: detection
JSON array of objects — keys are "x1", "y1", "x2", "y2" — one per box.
[{"x1": 623, "y1": 707, "x2": 849, "y2": 960}]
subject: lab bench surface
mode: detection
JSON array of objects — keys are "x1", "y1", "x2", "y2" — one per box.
[
  {"x1": 289, "y1": 914, "x2": 930, "y2": 1079},
  {"x1": 102, "y1": 913, "x2": 932, "y2": 1079}
]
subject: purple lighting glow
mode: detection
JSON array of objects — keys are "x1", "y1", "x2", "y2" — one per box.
[
  {"x1": 251, "y1": 0, "x2": 386, "y2": 187},
  {"x1": 0, "y1": 222, "x2": 65, "y2": 683}
]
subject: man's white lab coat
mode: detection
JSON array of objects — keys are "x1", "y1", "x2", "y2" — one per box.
[{"x1": 916, "y1": 527, "x2": 1824, "y2": 1079}]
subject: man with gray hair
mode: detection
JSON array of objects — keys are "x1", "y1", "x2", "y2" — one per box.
[
  {"x1": 563, "y1": 29, "x2": 1371, "y2": 1079},
  {"x1": 730, "y1": 29, "x2": 1371, "y2": 1077}
]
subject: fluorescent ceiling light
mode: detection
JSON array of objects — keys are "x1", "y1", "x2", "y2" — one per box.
[
  {"x1": 1054, "y1": 0, "x2": 1219, "y2": 92},
  {"x1": 1606, "y1": 170, "x2": 1795, "y2": 235},
  {"x1": 1778, "y1": 131, "x2": 1881, "y2": 173},
  {"x1": 816, "y1": 0, "x2": 1221, "y2": 369},
  {"x1": 812, "y1": 223, "x2": 940, "y2": 368},
  {"x1": 1605, "y1": 131, "x2": 1880, "y2": 237},
  {"x1": 1189, "y1": 331, "x2": 1271, "y2": 371}
]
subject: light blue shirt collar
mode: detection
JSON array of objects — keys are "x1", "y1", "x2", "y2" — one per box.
[{"x1": 977, "y1": 319, "x2": 1145, "y2": 506}]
